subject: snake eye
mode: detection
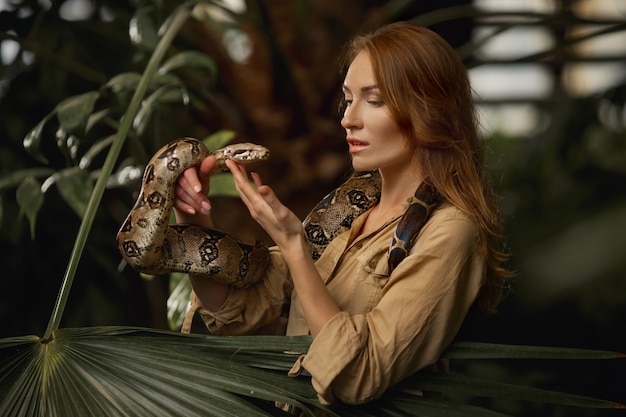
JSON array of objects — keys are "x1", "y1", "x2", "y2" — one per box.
[{"x1": 232, "y1": 149, "x2": 252, "y2": 160}]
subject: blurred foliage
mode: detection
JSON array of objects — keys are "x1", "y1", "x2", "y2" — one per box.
[{"x1": 0, "y1": 0, "x2": 625, "y2": 415}]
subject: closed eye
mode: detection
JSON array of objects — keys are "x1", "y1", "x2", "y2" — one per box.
[{"x1": 338, "y1": 98, "x2": 351, "y2": 113}]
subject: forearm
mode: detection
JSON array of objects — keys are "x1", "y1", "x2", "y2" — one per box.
[
  {"x1": 280, "y1": 235, "x2": 340, "y2": 338},
  {"x1": 192, "y1": 248, "x2": 294, "y2": 335},
  {"x1": 189, "y1": 274, "x2": 230, "y2": 312}
]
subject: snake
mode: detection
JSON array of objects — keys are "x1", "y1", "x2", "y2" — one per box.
[
  {"x1": 117, "y1": 137, "x2": 271, "y2": 287},
  {"x1": 117, "y1": 137, "x2": 440, "y2": 288},
  {"x1": 302, "y1": 170, "x2": 440, "y2": 273}
]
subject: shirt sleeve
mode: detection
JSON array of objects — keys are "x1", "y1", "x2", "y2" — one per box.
[
  {"x1": 301, "y1": 210, "x2": 486, "y2": 405},
  {"x1": 193, "y1": 247, "x2": 294, "y2": 335}
]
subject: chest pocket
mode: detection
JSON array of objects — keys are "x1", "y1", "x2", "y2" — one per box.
[
  {"x1": 358, "y1": 246, "x2": 390, "y2": 277},
  {"x1": 353, "y1": 247, "x2": 390, "y2": 311}
]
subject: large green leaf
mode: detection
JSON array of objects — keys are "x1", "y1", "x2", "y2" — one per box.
[
  {"x1": 1, "y1": 328, "x2": 623, "y2": 417},
  {"x1": 0, "y1": 328, "x2": 324, "y2": 417}
]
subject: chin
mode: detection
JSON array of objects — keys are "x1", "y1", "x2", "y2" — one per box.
[{"x1": 351, "y1": 159, "x2": 375, "y2": 172}]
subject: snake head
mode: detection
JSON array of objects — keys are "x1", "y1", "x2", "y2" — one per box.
[{"x1": 222, "y1": 143, "x2": 270, "y2": 162}]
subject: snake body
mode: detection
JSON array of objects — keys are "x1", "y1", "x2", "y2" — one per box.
[
  {"x1": 118, "y1": 138, "x2": 439, "y2": 287},
  {"x1": 302, "y1": 170, "x2": 439, "y2": 273},
  {"x1": 117, "y1": 138, "x2": 270, "y2": 287}
]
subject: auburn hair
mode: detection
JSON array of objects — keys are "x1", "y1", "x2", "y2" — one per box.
[{"x1": 342, "y1": 22, "x2": 513, "y2": 313}]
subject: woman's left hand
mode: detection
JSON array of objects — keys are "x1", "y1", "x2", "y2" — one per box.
[
  {"x1": 228, "y1": 159, "x2": 341, "y2": 337},
  {"x1": 226, "y1": 160, "x2": 304, "y2": 250}
]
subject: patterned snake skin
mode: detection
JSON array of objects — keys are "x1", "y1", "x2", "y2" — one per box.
[{"x1": 117, "y1": 138, "x2": 439, "y2": 287}]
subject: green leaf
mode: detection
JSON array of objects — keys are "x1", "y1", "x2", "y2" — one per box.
[
  {"x1": 202, "y1": 130, "x2": 237, "y2": 151},
  {"x1": 105, "y1": 72, "x2": 142, "y2": 93},
  {"x1": 0, "y1": 327, "x2": 323, "y2": 417},
  {"x1": 105, "y1": 72, "x2": 180, "y2": 94},
  {"x1": 443, "y1": 341, "x2": 624, "y2": 360},
  {"x1": 208, "y1": 172, "x2": 240, "y2": 197},
  {"x1": 16, "y1": 176, "x2": 44, "y2": 239},
  {"x1": 401, "y1": 372, "x2": 621, "y2": 409},
  {"x1": 167, "y1": 272, "x2": 192, "y2": 330},
  {"x1": 129, "y1": 7, "x2": 158, "y2": 51},
  {"x1": 86, "y1": 108, "x2": 112, "y2": 133},
  {"x1": 133, "y1": 85, "x2": 186, "y2": 135},
  {"x1": 23, "y1": 112, "x2": 54, "y2": 164},
  {"x1": 3, "y1": 329, "x2": 621, "y2": 417},
  {"x1": 56, "y1": 91, "x2": 100, "y2": 137},
  {"x1": 79, "y1": 135, "x2": 116, "y2": 169},
  {"x1": 0, "y1": 168, "x2": 56, "y2": 191},
  {"x1": 53, "y1": 167, "x2": 94, "y2": 218},
  {"x1": 158, "y1": 51, "x2": 218, "y2": 77}
]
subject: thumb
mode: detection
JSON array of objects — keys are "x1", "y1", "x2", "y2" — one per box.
[{"x1": 199, "y1": 155, "x2": 217, "y2": 179}]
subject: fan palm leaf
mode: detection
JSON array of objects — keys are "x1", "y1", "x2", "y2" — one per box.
[{"x1": 1, "y1": 328, "x2": 623, "y2": 417}]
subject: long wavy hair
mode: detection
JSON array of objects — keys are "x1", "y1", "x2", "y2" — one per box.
[{"x1": 342, "y1": 22, "x2": 513, "y2": 313}]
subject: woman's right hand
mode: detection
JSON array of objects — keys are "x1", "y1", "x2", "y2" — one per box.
[{"x1": 173, "y1": 155, "x2": 216, "y2": 227}]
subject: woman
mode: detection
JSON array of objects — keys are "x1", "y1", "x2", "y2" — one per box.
[{"x1": 173, "y1": 22, "x2": 511, "y2": 405}]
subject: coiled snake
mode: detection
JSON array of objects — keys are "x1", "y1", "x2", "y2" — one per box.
[
  {"x1": 117, "y1": 137, "x2": 439, "y2": 287},
  {"x1": 117, "y1": 138, "x2": 271, "y2": 287}
]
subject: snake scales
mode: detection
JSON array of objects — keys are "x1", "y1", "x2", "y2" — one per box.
[
  {"x1": 117, "y1": 137, "x2": 439, "y2": 287},
  {"x1": 117, "y1": 138, "x2": 271, "y2": 287}
]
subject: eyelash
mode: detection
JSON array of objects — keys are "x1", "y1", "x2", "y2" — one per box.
[
  {"x1": 338, "y1": 98, "x2": 351, "y2": 113},
  {"x1": 338, "y1": 98, "x2": 384, "y2": 113}
]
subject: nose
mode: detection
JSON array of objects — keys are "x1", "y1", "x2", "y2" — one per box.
[{"x1": 341, "y1": 102, "x2": 362, "y2": 131}]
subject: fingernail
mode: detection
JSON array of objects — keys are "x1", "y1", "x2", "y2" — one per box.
[
  {"x1": 194, "y1": 185, "x2": 202, "y2": 193},
  {"x1": 187, "y1": 208, "x2": 196, "y2": 215},
  {"x1": 201, "y1": 201, "x2": 211, "y2": 215}
]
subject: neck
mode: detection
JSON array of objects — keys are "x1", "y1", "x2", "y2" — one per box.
[{"x1": 376, "y1": 167, "x2": 424, "y2": 213}]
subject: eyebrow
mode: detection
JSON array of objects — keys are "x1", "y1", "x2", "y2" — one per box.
[{"x1": 342, "y1": 84, "x2": 380, "y2": 93}]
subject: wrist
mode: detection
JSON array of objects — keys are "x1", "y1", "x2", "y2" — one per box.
[{"x1": 279, "y1": 233, "x2": 311, "y2": 265}]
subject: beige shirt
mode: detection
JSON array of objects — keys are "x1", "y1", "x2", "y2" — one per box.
[{"x1": 187, "y1": 202, "x2": 485, "y2": 405}]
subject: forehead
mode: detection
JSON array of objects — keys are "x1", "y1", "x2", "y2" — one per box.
[{"x1": 343, "y1": 51, "x2": 376, "y2": 90}]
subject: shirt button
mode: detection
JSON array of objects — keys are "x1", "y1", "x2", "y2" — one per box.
[
  {"x1": 368, "y1": 260, "x2": 376, "y2": 268},
  {"x1": 355, "y1": 243, "x2": 363, "y2": 249}
]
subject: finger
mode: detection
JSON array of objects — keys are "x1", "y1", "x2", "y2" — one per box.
[
  {"x1": 226, "y1": 160, "x2": 254, "y2": 197},
  {"x1": 183, "y1": 165, "x2": 203, "y2": 193},
  {"x1": 250, "y1": 171, "x2": 264, "y2": 189},
  {"x1": 198, "y1": 155, "x2": 217, "y2": 185},
  {"x1": 226, "y1": 160, "x2": 268, "y2": 215},
  {"x1": 176, "y1": 175, "x2": 203, "y2": 205},
  {"x1": 175, "y1": 183, "x2": 203, "y2": 207},
  {"x1": 174, "y1": 198, "x2": 197, "y2": 215}
]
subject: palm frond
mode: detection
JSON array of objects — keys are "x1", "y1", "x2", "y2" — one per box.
[{"x1": 1, "y1": 327, "x2": 623, "y2": 417}]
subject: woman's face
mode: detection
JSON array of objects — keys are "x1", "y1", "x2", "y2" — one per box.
[{"x1": 341, "y1": 51, "x2": 412, "y2": 175}]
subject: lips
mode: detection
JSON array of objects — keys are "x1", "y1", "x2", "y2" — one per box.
[{"x1": 347, "y1": 138, "x2": 369, "y2": 153}]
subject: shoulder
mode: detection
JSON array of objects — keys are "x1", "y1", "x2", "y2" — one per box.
[{"x1": 416, "y1": 202, "x2": 480, "y2": 253}]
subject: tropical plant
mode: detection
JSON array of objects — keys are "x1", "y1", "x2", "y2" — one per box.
[{"x1": 1, "y1": 1, "x2": 625, "y2": 416}]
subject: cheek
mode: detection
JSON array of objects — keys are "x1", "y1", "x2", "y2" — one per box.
[{"x1": 378, "y1": 117, "x2": 404, "y2": 143}]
